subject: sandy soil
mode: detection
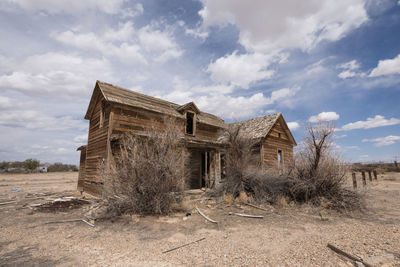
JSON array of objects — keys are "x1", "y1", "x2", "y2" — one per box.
[{"x1": 0, "y1": 172, "x2": 399, "y2": 266}]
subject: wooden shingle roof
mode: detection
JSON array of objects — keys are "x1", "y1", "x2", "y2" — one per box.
[
  {"x1": 85, "y1": 81, "x2": 226, "y2": 128},
  {"x1": 220, "y1": 113, "x2": 297, "y2": 145}
]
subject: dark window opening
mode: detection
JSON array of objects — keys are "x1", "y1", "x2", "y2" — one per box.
[
  {"x1": 186, "y1": 112, "x2": 194, "y2": 135},
  {"x1": 278, "y1": 150, "x2": 282, "y2": 166},
  {"x1": 278, "y1": 133, "x2": 281, "y2": 138}
]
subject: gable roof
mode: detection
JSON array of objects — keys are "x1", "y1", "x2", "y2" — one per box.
[
  {"x1": 177, "y1": 102, "x2": 200, "y2": 114},
  {"x1": 228, "y1": 113, "x2": 297, "y2": 145},
  {"x1": 84, "y1": 81, "x2": 226, "y2": 128}
]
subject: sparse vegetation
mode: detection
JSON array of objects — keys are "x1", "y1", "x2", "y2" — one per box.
[
  {"x1": 103, "y1": 118, "x2": 188, "y2": 215},
  {"x1": 218, "y1": 122, "x2": 364, "y2": 211},
  {"x1": 23, "y1": 158, "x2": 40, "y2": 173}
]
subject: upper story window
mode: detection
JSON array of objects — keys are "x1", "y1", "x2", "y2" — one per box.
[
  {"x1": 99, "y1": 101, "x2": 106, "y2": 128},
  {"x1": 186, "y1": 112, "x2": 194, "y2": 135},
  {"x1": 278, "y1": 133, "x2": 281, "y2": 138}
]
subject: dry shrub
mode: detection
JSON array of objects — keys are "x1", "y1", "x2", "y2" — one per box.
[
  {"x1": 219, "y1": 122, "x2": 364, "y2": 211},
  {"x1": 222, "y1": 125, "x2": 260, "y2": 196},
  {"x1": 103, "y1": 118, "x2": 187, "y2": 215}
]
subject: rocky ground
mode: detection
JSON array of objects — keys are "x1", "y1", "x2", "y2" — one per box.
[{"x1": 0, "y1": 171, "x2": 399, "y2": 266}]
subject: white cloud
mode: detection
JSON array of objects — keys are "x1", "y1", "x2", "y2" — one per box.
[
  {"x1": 287, "y1": 122, "x2": 300, "y2": 131},
  {"x1": 337, "y1": 59, "x2": 366, "y2": 79},
  {"x1": 52, "y1": 22, "x2": 147, "y2": 65},
  {"x1": 200, "y1": 0, "x2": 368, "y2": 53},
  {"x1": 341, "y1": 115, "x2": 400, "y2": 130},
  {"x1": 185, "y1": 27, "x2": 209, "y2": 40},
  {"x1": 338, "y1": 70, "x2": 358, "y2": 79},
  {"x1": 3, "y1": 0, "x2": 127, "y2": 15},
  {"x1": 337, "y1": 60, "x2": 360, "y2": 70},
  {"x1": 207, "y1": 52, "x2": 276, "y2": 88},
  {"x1": 73, "y1": 134, "x2": 88, "y2": 144},
  {"x1": 369, "y1": 54, "x2": 400, "y2": 77},
  {"x1": 138, "y1": 25, "x2": 183, "y2": 62},
  {"x1": 0, "y1": 52, "x2": 115, "y2": 97},
  {"x1": 269, "y1": 87, "x2": 299, "y2": 103},
  {"x1": 196, "y1": 93, "x2": 270, "y2": 119},
  {"x1": 309, "y1": 111, "x2": 340, "y2": 123},
  {"x1": 120, "y1": 3, "x2": 144, "y2": 18},
  {"x1": 363, "y1": 135, "x2": 400, "y2": 147},
  {"x1": 0, "y1": 96, "x2": 12, "y2": 109},
  {"x1": 0, "y1": 110, "x2": 86, "y2": 131}
]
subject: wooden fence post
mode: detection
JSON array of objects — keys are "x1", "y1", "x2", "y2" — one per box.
[
  {"x1": 352, "y1": 173, "x2": 357, "y2": 189},
  {"x1": 373, "y1": 170, "x2": 378, "y2": 180},
  {"x1": 368, "y1": 170, "x2": 372, "y2": 181},
  {"x1": 361, "y1": 171, "x2": 366, "y2": 187}
]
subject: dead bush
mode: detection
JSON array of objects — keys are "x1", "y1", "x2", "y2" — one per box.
[
  {"x1": 103, "y1": 118, "x2": 188, "y2": 215},
  {"x1": 219, "y1": 121, "x2": 364, "y2": 211},
  {"x1": 222, "y1": 124, "x2": 260, "y2": 197}
]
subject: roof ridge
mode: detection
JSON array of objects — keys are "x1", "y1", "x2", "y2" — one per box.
[
  {"x1": 97, "y1": 80, "x2": 224, "y2": 122},
  {"x1": 230, "y1": 113, "x2": 280, "y2": 125},
  {"x1": 97, "y1": 80, "x2": 179, "y2": 107}
]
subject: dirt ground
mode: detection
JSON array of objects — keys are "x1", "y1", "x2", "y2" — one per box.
[{"x1": 0, "y1": 172, "x2": 399, "y2": 266}]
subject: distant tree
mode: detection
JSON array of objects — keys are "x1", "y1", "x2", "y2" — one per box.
[
  {"x1": 24, "y1": 158, "x2": 40, "y2": 172},
  {"x1": 0, "y1": 161, "x2": 9, "y2": 169}
]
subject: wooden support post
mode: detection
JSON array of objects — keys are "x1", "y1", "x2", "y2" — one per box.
[
  {"x1": 373, "y1": 170, "x2": 378, "y2": 180},
  {"x1": 204, "y1": 152, "x2": 208, "y2": 188},
  {"x1": 352, "y1": 173, "x2": 357, "y2": 189},
  {"x1": 361, "y1": 171, "x2": 366, "y2": 186},
  {"x1": 368, "y1": 170, "x2": 372, "y2": 181}
]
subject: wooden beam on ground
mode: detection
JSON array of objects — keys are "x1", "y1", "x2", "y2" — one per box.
[
  {"x1": 242, "y1": 202, "x2": 269, "y2": 211},
  {"x1": 0, "y1": 201, "x2": 16, "y2": 206},
  {"x1": 162, "y1": 237, "x2": 206, "y2": 254},
  {"x1": 327, "y1": 243, "x2": 372, "y2": 267},
  {"x1": 228, "y1": 212, "x2": 264, "y2": 219},
  {"x1": 196, "y1": 206, "x2": 218, "y2": 224}
]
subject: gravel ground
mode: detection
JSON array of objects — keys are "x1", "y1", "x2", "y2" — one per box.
[{"x1": 0, "y1": 172, "x2": 399, "y2": 266}]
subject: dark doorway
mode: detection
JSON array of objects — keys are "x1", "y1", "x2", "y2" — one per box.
[{"x1": 201, "y1": 151, "x2": 210, "y2": 188}]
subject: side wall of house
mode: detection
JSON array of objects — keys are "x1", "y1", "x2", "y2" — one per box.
[
  {"x1": 83, "y1": 95, "x2": 110, "y2": 196},
  {"x1": 262, "y1": 120, "x2": 294, "y2": 170},
  {"x1": 77, "y1": 146, "x2": 86, "y2": 191}
]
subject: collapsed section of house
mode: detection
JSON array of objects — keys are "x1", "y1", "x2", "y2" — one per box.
[{"x1": 77, "y1": 81, "x2": 297, "y2": 196}]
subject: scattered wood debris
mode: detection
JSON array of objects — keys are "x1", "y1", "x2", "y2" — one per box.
[
  {"x1": 45, "y1": 218, "x2": 95, "y2": 227},
  {"x1": 327, "y1": 243, "x2": 372, "y2": 267},
  {"x1": 162, "y1": 237, "x2": 206, "y2": 254},
  {"x1": 242, "y1": 202, "x2": 269, "y2": 211},
  {"x1": 195, "y1": 207, "x2": 218, "y2": 224},
  {"x1": 31, "y1": 197, "x2": 90, "y2": 212},
  {"x1": 0, "y1": 200, "x2": 16, "y2": 206},
  {"x1": 228, "y1": 212, "x2": 264, "y2": 219}
]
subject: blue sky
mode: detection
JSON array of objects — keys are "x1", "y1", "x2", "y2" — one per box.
[{"x1": 0, "y1": 0, "x2": 399, "y2": 164}]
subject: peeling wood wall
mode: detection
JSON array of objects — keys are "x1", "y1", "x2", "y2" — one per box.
[
  {"x1": 262, "y1": 121, "x2": 294, "y2": 170},
  {"x1": 83, "y1": 95, "x2": 110, "y2": 196},
  {"x1": 77, "y1": 146, "x2": 86, "y2": 191},
  {"x1": 80, "y1": 101, "x2": 224, "y2": 195}
]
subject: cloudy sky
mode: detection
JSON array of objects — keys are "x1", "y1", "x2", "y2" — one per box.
[{"x1": 0, "y1": 0, "x2": 399, "y2": 165}]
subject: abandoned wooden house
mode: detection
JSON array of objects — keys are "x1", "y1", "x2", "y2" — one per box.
[{"x1": 77, "y1": 81, "x2": 296, "y2": 196}]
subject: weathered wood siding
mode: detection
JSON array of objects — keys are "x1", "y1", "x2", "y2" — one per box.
[
  {"x1": 83, "y1": 95, "x2": 110, "y2": 195},
  {"x1": 77, "y1": 146, "x2": 86, "y2": 191},
  {"x1": 262, "y1": 121, "x2": 294, "y2": 169},
  {"x1": 186, "y1": 149, "x2": 202, "y2": 189},
  {"x1": 195, "y1": 123, "x2": 220, "y2": 141}
]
